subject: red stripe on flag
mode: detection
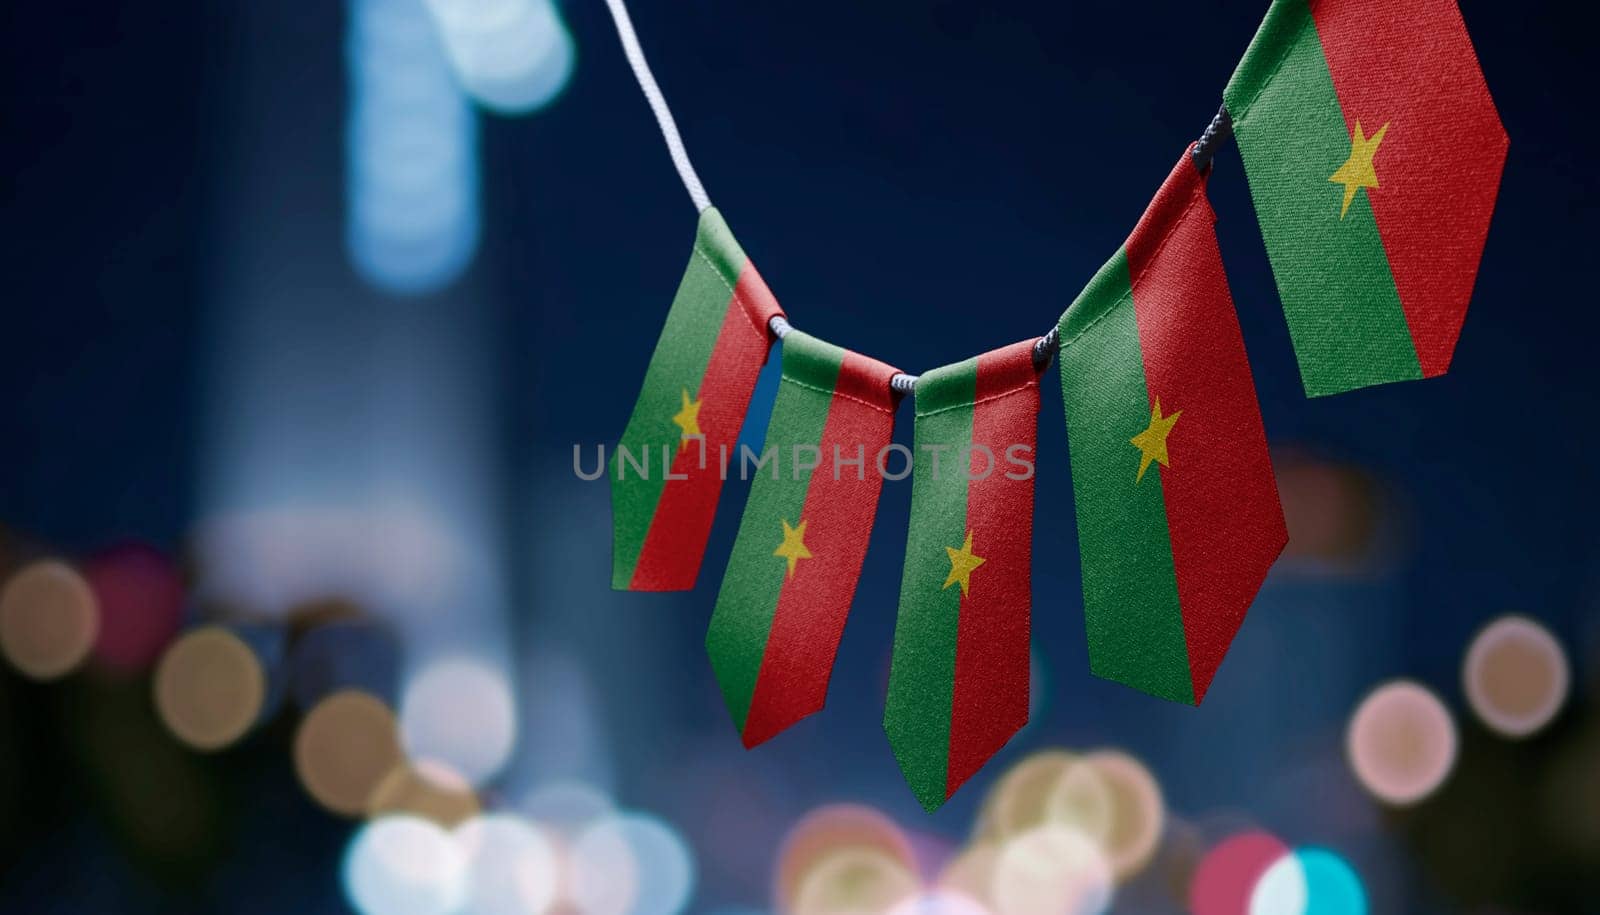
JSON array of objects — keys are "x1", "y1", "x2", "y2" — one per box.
[
  {"x1": 740, "y1": 352, "x2": 901, "y2": 747},
  {"x1": 946, "y1": 341, "x2": 1038, "y2": 798},
  {"x1": 1312, "y1": 0, "x2": 1507, "y2": 377},
  {"x1": 629, "y1": 263, "x2": 783, "y2": 591},
  {"x1": 1127, "y1": 154, "x2": 1286, "y2": 703}
]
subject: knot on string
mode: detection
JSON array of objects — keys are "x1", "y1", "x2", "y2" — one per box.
[{"x1": 1191, "y1": 104, "x2": 1234, "y2": 174}]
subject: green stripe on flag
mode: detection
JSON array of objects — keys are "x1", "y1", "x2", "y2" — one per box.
[
  {"x1": 1059, "y1": 251, "x2": 1194, "y2": 704},
  {"x1": 707, "y1": 331, "x2": 843, "y2": 731},
  {"x1": 611, "y1": 207, "x2": 748, "y2": 587},
  {"x1": 1223, "y1": 0, "x2": 1420, "y2": 396},
  {"x1": 885, "y1": 357, "x2": 976, "y2": 812}
]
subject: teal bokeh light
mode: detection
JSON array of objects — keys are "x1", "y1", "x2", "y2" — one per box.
[{"x1": 1299, "y1": 847, "x2": 1366, "y2": 915}]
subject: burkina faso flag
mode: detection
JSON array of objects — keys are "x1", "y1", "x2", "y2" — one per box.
[
  {"x1": 1059, "y1": 150, "x2": 1287, "y2": 706},
  {"x1": 706, "y1": 331, "x2": 902, "y2": 748},
  {"x1": 611, "y1": 207, "x2": 783, "y2": 591},
  {"x1": 885, "y1": 340, "x2": 1041, "y2": 812},
  {"x1": 1224, "y1": 0, "x2": 1507, "y2": 396}
]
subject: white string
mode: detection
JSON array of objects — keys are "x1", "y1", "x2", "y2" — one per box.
[
  {"x1": 771, "y1": 316, "x2": 921, "y2": 388},
  {"x1": 602, "y1": 0, "x2": 712, "y2": 212},
  {"x1": 605, "y1": 0, "x2": 1235, "y2": 391},
  {"x1": 772, "y1": 316, "x2": 1056, "y2": 392}
]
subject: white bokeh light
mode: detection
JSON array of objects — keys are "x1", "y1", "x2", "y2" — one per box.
[
  {"x1": 888, "y1": 889, "x2": 993, "y2": 915},
  {"x1": 400, "y1": 656, "x2": 517, "y2": 786},
  {"x1": 344, "y1": 815, "x2": 468, "y2": 915},
  {"x1": 990, "y1": 825, "x2": 1113, "y2": 915},
  {"x1": 424, "y1": 0, "x2": 575, "y2": 113},
  {"x1": 455, "y1": 814, "x2": 561, "y2": 915},
  {"x1": 1248, "y1": 852, "x2": 1307, "y2": 915},
  {"x1": 615, "y1": 814, "x2": 696, "y2": 915},
  {"x1": 568, "y1": 814, "x2": 642, "y2": 915}
]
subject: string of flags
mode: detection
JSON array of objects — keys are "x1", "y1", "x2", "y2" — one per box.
[{"x1": 601, "y1": 0, "x2": 1507, "y2": 811}]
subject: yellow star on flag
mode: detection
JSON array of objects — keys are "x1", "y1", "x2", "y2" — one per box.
[
  {"x1": 774, "y1": 517, "x2": 812, "y2": 579},
  {"x1": 1329, "y1": 119, "x2": 1390, "y2": 219},
  {"x1": 672, "y1": 388, "x2": 703, "y2": 450},
  {"x1": 942, "y1": 529, "x2": 985, "y2": 597},
  {"x1": 1130, "y1": 397, "x2": 1181, "y2": 484}
]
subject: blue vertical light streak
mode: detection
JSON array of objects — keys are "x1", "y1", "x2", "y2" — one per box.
[
  {"x1": 347, "y1": 0, "x2": 480, "y2": 294},
  {"x1": 200, "y1": 0, "x2": 516, "y2": 785}
]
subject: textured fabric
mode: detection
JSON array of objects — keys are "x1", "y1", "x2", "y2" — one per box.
[
  {"x1": 706, "y1": 331, "x2": 901, "y2": 747},
  {"x1": 611, "y1": 207, "x2": 784, "y2": 590},
  {"x1": 885, "y1": 341, "x2": 1040, "y2": 812},
  {"x1": 1224, "y1": 0, "x2": 1506, "y2": 396},
  {"x1": 1059, "y1": 149, "x2": 1287, "y2": 705}
]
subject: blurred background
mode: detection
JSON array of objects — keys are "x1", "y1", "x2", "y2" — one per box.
[{"x1": 0, "y1": 0, "x2": 1594, "y2": 912}]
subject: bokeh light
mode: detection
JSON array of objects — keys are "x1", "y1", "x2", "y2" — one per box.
[
  {"x1": 153, "y1": 625, "x2": 266, "y2": 751},
  {"x1": 620, "y1": 814, "x2": 696, "y2": 915},
  {"x1": 977, "y1": 750, "x2": 1078, "y2": 841},
  {"x1": 790, "y1": 846, "x2": 921, "y2": 915},
  {"x1": 347, "y1": 0, "x2": 480, "y2": 294},
  {"x1": 1043, "y1": 758, "x2": 1114, "y2": 846},
  {"x1": 295, "y1": 688, "x2": 405, "y2": 816},
  {"x1": 1151, "y1": 816, "x2": 1206, "y2": 907},
  {"x1": 777, "y1": 804, "x2": 916, "y2": 912},
  {"x1": 1251, "y1": 848, "x2": 1367, "y2": 915},
  {"x1": 424, "y1": 0, "x2": 576, "y2": 114},
  {"x1": 567, "y1": 813, "x2": 642, "y2": 915},
  {"x1": 193, "y1": 509, "x2": 462, "y2": 625},
  {"x1": 574, "y1": 813, "x2": 694, "y2": 915},
  {"x1": 888, "y1": 889, "x2": 992, "y2": 915},
  {"x1": 1190, "y1": 830, "x2": 1290, "y2": 915},
  {"x1": 1463, "y1": 614, "x2": 1569, "y2": 738},
  {"x1": 1248, "y1": 852, "x2": 1307, "y2": 915},
  {"x1": 936, "y1": 842, "x2": 999, "y2": 904},
  {"x1": 1296, "y1": 848, "x2": 1365, "y2": 915},
  {"x1": 989, "y1": 825, "x2": 1113, "y2": 915},
  {"x1": 83, "y1": 543, "x2": 185, "y2": 674},
  {"x1": 0, "y1": 559, "x2": 98, "y2": 680},
  {"x1": 903, "y1": 830, "x2": 955, "y2": 886},
  {"x1": 521, "y1": 779, "x2": 614, "y2": 836},
  {"x1": 975, "y1": 751, "x2": 1114, "y2": 850},
  {"x1": 399, "y1": 655, "x2": 516, "y2": 786},
  {"x1": 368, "y1": 757, "x2": 481, "y2": 827},
  {"x1": 344, "y1": 814, "x2": 468, "y2": 915},
  {"x1": 1274, "y1": 454, "x2": 1385, "y2": 570},
  {"x1": 454, "y1": 813, "x2": 561, "y2": 915},
  {"x1": 1346, "y1": 680, "x2": 1457, "y2": 806},
  {"x1": 1081, "y1": 750, "x2": 1165, "y2": 881}
]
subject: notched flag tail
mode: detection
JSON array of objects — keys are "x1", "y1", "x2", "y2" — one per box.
[
  {"x1": 1058, "y1": 149, "x2": 1287, "y2": 707},
  {"x1": 611, "y1": 207, "x2": 784, "y2": 591},
  {"x1": 706, "y1": 331, "x2": 902, "y2": 748},
  {"x1": 1224, "y1": 0, "x2": 1507, "y2": 396},
  {"x1": 885, "y1": 341, "x2": 1041, "y2": 812}
]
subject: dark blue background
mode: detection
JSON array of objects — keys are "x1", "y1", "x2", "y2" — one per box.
[{"x1": 1, "y1": 1, "x2": 1594, "y2": 912}]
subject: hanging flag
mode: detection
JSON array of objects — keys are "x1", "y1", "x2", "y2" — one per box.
[
  {"x1": 611, "y1": 207, "x2": 784, "y2": 591},
  {"x1": 1059, "y1": 149, "x2": 1287, "y2": 706},
  {"x1": 884, "y1": 340, "x2": 1041, "y2": 812},
  {"x1": 1223, "y1": 0, "x2": 1507, "y2": 396},
  {"x1": 706, "y1": 331, "x2": 902, "y2": 747}
]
